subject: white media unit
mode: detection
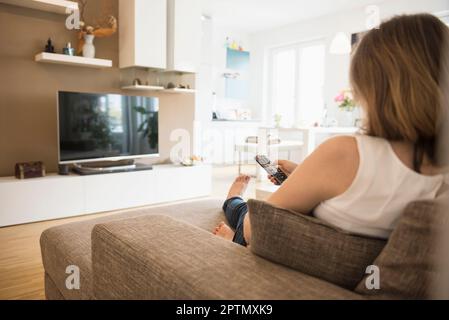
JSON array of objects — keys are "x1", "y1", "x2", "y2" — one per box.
[{"x1": 0, "y1": 164, "x2": 212, "y2": 227}]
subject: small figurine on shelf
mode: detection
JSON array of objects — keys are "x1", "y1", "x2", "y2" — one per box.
[
  {"x1": 44, "y1": 38, "x2": 55, "y2": 53},
  {"x1": 225, "y1": 37, "x2": 231, "y2": 48},
  {"x1": 181, "y1": 156, "x2": 204, "y2": 167},
  {"x1": 177, "y1": 85, "x2": 192, "y2": 90},
  {"x1": 62, "y1": 42, "x2": 75, "y2": 56}
]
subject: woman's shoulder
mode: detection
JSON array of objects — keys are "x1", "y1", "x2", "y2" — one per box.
[
  {"x1": 324, "y1": 134, "x2": 391, "y2": 153},
  {"x1": 320, "y1": 134, "x2": 390, "y2": 164},
  {"x1": 302, "y1": 135, "x2": 360, "y2": 201},
  {"x1": 313, "y1": 135, "x2": 359, "y2": 172},
  {"x1": 318, "y1": 135, "x2": 359, "y2": 158}
]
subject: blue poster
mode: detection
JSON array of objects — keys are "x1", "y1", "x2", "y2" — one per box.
[{"x1": 225, "y1": 48, "x2": 250, "y2": 100}]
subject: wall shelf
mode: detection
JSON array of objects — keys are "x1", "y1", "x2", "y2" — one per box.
[
  {"x1": 35, "y1": 52, "x2": 113, "y2": 68},
  {"x1": 163, "y1": 88, "x2": 196, "y2": 94},
  {"x1": 121, "y1": 85, "x2": 165, "y2": 91},
  {"x1": 0, "y1": 0, "x2": 78, "y2": 14}
]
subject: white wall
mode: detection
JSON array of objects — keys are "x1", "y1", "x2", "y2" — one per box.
[
  {"x1": 249, "y1": 0, "x2": 449, "y2": 126},
  {"x1": 196, "y1": 23, "x2": 253, "y2": 124},
  {"x1": 194, "y1": 22, "x2": 260, "y2": 163}
]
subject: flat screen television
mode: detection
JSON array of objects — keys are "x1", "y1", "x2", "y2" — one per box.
[{"x1": 58, "y1": 91, "x2": 159, "y2": 164}]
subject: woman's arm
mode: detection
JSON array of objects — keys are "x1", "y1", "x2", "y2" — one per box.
[{"x1": 266, "y1": 136, "x2": 360, "y2": 215}]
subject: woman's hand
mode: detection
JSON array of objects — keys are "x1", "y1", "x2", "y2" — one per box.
[{"x1": 267, "y1": 160, "x2": 298, "y2": 185}]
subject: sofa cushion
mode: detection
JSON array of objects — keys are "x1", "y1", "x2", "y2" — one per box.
[
  {"x1": 92, "y1": 215, "x2": 362, "y2": 300},
  {"x1": 40, "y1": 198, "x2": 225, "y2": 300},
  {"x1": 247, "y1": 199, "x2": 387, "y2": 290},
  {"x1": 355, "y1": 200, "x2": 449, "y2": 299},
  {"x1": 45, "y1": 273, "x2": 65, "y2": 300}
]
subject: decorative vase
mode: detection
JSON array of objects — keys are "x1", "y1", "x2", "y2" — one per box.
[
  {"x1": 339, "y1": 110, "x2": 354, "y2": 127},
  {"x1": 82, "y1": 34, "x2": 95, "y2": 58}
]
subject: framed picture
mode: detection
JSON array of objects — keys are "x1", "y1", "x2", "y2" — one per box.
[{"x1": 225, "y1": 48, "x2": 250, "y2": 100}]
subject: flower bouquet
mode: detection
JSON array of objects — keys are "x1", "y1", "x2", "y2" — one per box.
[{"x1": 335, "y1": 90, "x2": 357, "y2": 112}]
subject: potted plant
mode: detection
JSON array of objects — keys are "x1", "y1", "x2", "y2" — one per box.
[
  {"x1": 133, "y1": 106, "x2": 158, "y2": 151},
  {"x1": 274, "y1": 114, "x2": 282, "y2": 128}
]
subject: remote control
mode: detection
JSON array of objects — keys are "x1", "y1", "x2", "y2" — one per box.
[{"x1": 255, "y1": 155, "x2": 288, "y2": 185}]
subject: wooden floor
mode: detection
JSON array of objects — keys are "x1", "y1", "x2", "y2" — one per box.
[{"x1": 0, "y1": 165, "x2": 257, "y2": 300}]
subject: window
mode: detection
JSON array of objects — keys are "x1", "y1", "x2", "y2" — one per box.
[
  {"x1": 437, "y1": 11, "x2": 449, "y2": 27},
  {"x1": 271, "y1": 48, "x2": 296, "y2": 127},
  {"x1": 442, "y1": 15, "x2": 449, "y2": 26},
  {"x1": 269, "y1": 41, "x2": 325, "y2": 127}
]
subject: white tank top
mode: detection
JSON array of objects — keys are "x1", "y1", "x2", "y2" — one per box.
[{"x1": 314, "y1": 134, "x2": 446, "y2": 239}]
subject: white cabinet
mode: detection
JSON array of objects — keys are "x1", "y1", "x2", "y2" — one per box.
[
  {"x1": 155, "y1": 165, "x2": 212, "y2": 203},
  {"x1": 83, "y1": 170, "x2": 158, "y2": 214},
  {"x1": 119, "y1": 0, "x2": 167, "y2": 69},
  {"x1": 167, "y1": 0, "x2": 202, "y2": 73},
  {"x1": 0, "y1": 165, "x2": 212, "y2": 227},
  {"x1": 118, "y1": 0, "x2": 201, "y2": 73},
  {"x1": 0, "y1": 175, "x2": 85, "y2": 227}
]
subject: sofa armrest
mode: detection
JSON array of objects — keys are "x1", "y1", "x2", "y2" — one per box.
[{"x1": 92, "y1": 215, "x2": 361, "y2": 300}]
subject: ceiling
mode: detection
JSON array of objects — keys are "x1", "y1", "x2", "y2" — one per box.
[{"x1": 201, "y1": 0, "x2": 386, "y2": 33}]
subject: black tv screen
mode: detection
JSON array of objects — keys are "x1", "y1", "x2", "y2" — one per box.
[{"x1": 58, "y1": 91, "x2": 159, "y2": 163}]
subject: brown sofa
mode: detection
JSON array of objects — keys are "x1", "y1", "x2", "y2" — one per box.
[{"x1": 40, "y1": 197, "x2": 447, "y2": 300}]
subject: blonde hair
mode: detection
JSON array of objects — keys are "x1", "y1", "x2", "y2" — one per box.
[{"x1": 351, "y1": 14, "x2": 449, "y2": 171}]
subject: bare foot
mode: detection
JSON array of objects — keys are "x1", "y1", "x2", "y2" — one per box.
[
  {"x1": 227, "y1": 175, "x2": 251, "y2": 200},
  {"x1": 213, "y1": 222, "x2": 235, "y2": 241}
]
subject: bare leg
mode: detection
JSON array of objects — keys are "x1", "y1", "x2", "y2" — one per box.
[
  {"x1": 226, "y1": 175, "x2": 250, "y2": 200},
  {"x1": 214, "y1": 175, "x2": 251, "y2": 241},
  {"x1": 243, "y1": 213, "x2": 251, "y2": 245},
  {"x1": 213, "y1": 222, "x2": 235, "y2": 240}
]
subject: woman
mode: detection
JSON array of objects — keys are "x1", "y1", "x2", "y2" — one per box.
[{"x1": 213, "y1": 13, "x2": 449, "y2": 246}]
